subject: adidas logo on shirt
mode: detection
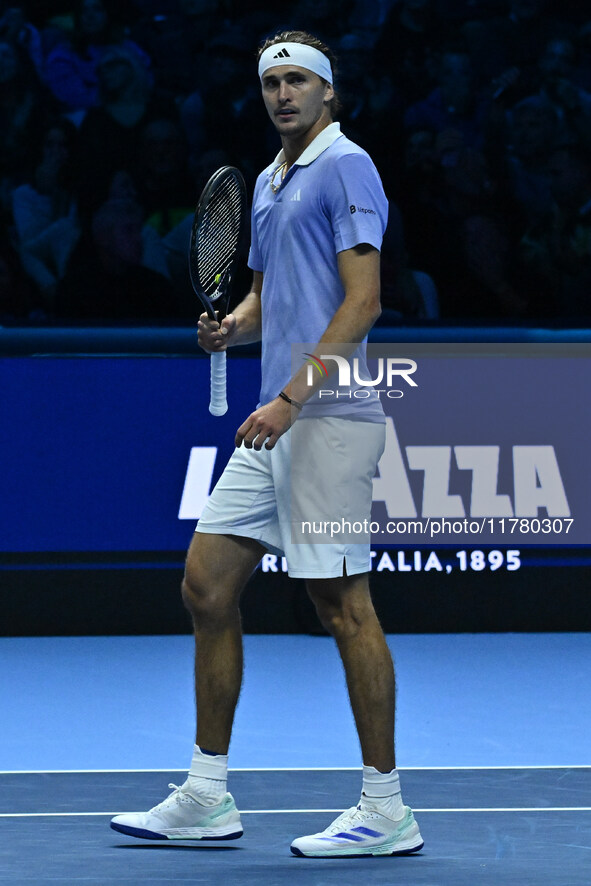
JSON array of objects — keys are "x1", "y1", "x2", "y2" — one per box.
[
  {"x1": 290, "y1": 189, "x2": 301, "y2": 202},
  {"x1": 273, "y1": 48, "x2": 291, "y2": 59}
]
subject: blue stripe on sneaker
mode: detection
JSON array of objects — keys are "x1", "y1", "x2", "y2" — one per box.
[
  {"x1": 332, "y1": 832, "x2": 366, "y2": 842},
  {"x1": 351, "y1": 826, "x2": 384, "y2": 838}
]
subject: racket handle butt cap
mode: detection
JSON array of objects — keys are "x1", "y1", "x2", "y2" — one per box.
[{"x1": 209, "y1": 401, "x2": 228, "y2": 416}]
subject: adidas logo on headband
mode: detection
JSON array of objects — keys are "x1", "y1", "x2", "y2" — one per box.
[{"x1": 258, "y1": 43, "x2": 333, "y2": 85}]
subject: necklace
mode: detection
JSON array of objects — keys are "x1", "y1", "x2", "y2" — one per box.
[{"x1": 270, "y1": 160, "x2": 288, "y2": 194}]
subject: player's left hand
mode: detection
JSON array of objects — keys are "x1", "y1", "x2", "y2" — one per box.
[{"x1": 235, "y1": 396, "x2": 296, "y2": 450}]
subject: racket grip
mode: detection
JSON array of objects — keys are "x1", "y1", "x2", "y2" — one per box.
[{"x1": 209, "y1": 350, "x2": 228, "y2": 416}]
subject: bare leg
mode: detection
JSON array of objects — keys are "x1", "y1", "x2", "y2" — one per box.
[
  {"x1": 306, "y1": 572, "x2": 396, "y2": 772},
  {"x1": 181, "y1": 532, "x2": 265, "y2": 754}
]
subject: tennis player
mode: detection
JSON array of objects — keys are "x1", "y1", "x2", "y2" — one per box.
[{"x1": 111, "y1": 29, "x2": 423, "y2": 859}]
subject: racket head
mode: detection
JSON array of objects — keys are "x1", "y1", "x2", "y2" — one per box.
[{"x1": 189, "y1": 165, "x2": 247, "y2": 321}]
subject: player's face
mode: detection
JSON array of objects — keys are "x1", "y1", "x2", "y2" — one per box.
[{"x1": 261, "y1": 65, "x2": 334, "y2": 144}]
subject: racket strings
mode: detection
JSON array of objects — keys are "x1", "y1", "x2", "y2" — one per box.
[{"x1": 193, "y1": 175, "x2": 244, "y2": 297}]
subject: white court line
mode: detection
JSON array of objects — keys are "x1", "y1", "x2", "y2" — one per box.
[
  {"x1": 0, "y1": 765, "x2": 589, "y2": 775},
  {"x1": 1, "y1": 807, "x2": 591, "y2": 819}
]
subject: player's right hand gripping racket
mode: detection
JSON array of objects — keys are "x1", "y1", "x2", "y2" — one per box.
[{"x1": 189, "y1": 166, "x2": 247, "y2": 416}]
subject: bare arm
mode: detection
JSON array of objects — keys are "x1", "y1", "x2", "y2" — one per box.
[
  {"x1": 286, "y1": 244, "x2": 381, "y2": 404},
  {"x1": 236, "y1": 244, "x2": 381, "y2": 450},
  {"x1": 197, "y1": 271, "x2": 263, "y2": 353}
]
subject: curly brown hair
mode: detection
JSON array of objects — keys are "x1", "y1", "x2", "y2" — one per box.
[{"x1": 257, "y1": 30, "x2": 341, "y2": 117}]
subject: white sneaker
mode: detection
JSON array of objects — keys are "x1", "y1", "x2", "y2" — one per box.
[
  {"x1": 290, "y1": 801, "x2": 424, "y2": 857},
  {"x1": 110, "y1": 783, "x2": 243, "y2": 841}
]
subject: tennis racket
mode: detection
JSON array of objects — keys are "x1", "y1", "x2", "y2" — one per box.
[{"x1": 189, "y1": 166, "x2": 247, "y2": 416}]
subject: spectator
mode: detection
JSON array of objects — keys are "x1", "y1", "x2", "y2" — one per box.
[
  {"x1": 288, "y1": 0, "x2": 352, "y2": 45},
  {"x1": 399, "y1": 122, "x2": 527, "y2": 318},
  {"x1": 11, "y1": 117, "x2": 79, "y2": 304},
  {"x1": 135, "y1": 117, "x2": 195, "y2": 237},
  {"x1": 130, "y1": 0, "x2": 218, "y2": 102},
  {"x1": 0, "y1": 3, "x2": 44, "y2": 75},
  {"x1": 374, "y1": 0, "x2": 448, "y2": 109},
  {"x1": 519, "y1": 143, "x2": 591, "y2": 317},
  {"x1": 331, "y1": 33, "x2": 402, "y2": 194},
  {"x1": 55, "y1": 196, "x2": 176, "y2": 321},
  {"x1": 535, "y1": 37, "x2": 591, "y2": 145},
  {"x1": 439, "y1": 143, "x2": 528, "y2": 317},
  {"x1": 43, "y1": 0, "x2": 151, "y2": 115},
  {"x1": 73, "y1": 43, "x2": 175, "y2": 224},
  {"x1": 462, "y1": 0, "x2": 574, "y2": 92},
  {"x1": 547, "y1": 143, "x2": 591, "y2": 312},
  {"x1": 504, "y1": 95, "x2": 560, "y2": 223},
  {"x1": 378, "y1": 202, "x2": 440, "y2": 322},
  {"x1": 404, "y1": 48, "x2": 491, "y2": 151},
  {"x1": 0, "y1": 0, "x2": 585, "y2": 325},
  {"x1": 109, "y1": 167, "x2": 168, "y2": 271},
  {"x1": 0, "y1": 38, "x2": 49, "y2": 210},
  {"x1": 396, "y1": 125, "x2": 442, "y2": 272},
  {"x1": 345, "y1": 0, "x2": 384, "y2": 48},
  {"x1": 199, "y1": 33, "x2": 270, "y2": 185}
]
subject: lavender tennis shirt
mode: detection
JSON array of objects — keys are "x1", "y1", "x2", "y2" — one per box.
[{"x1": 248, "y1": 123, "x2": 388, "y2": 420}]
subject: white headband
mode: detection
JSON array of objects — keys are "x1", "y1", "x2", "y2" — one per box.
[{"x1": 258, "y1": 42, "x2": 333, "y2": 85}]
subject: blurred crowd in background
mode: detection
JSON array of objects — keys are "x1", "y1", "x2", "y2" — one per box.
[{"x1": 0, "y1": 0, "x2": 590, "y2": 325}]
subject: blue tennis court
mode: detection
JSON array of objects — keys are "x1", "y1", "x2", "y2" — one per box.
[{"x1": 1, "y1": 633, "x2": 589, "y2": 884}]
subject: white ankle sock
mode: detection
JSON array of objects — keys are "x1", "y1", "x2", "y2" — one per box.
[
  {"x1": 186, "y1": 745, "x2": 228, "y2": 805},
  {"x1": 361, "y1": 765, "x2": 405, "y2": 820}
]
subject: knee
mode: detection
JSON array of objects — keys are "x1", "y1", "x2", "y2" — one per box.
[
  {"x1": 309, "y1": 592, "x2": 366, "y2": 641},
  {"x1": 307, "y1": 576, "x2": 378, "y2": 640},
  {"x1": 181, "y1": 571, "x2": 237, "y2": 629},
  {"x1": 180, "y1": 572, "x2": 207, "y2": 621}
]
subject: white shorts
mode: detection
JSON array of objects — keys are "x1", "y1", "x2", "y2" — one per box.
[{"x1": 196, "y1": 417, "x2": 386, "y2": 578}]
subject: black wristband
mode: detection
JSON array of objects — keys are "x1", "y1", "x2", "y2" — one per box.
[{"x1": 278, "y1": 391, "x2": 303, "y2": 411}]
